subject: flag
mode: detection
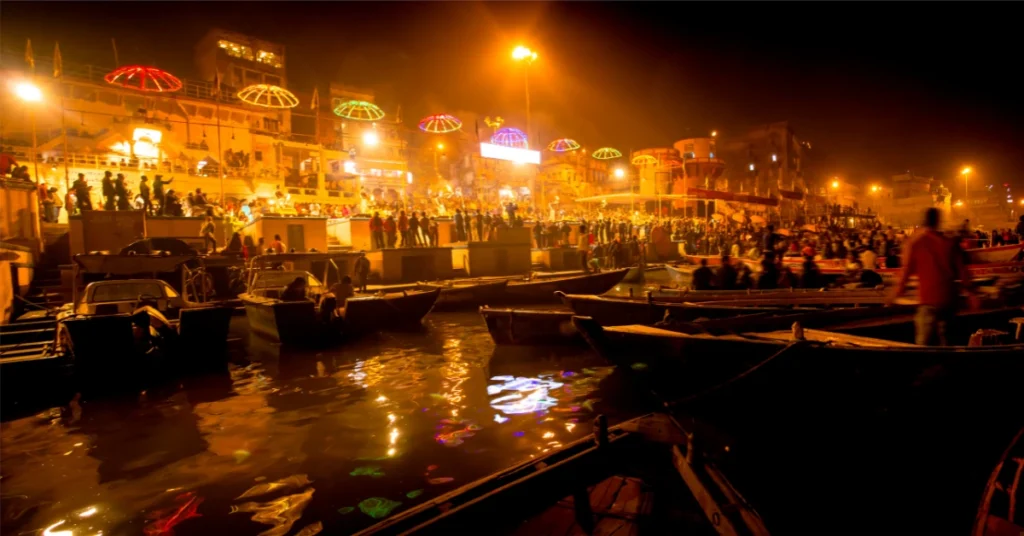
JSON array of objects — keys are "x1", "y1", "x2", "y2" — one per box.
[
  {"x1": 24, "y1": 39, "x2": 35, "y2": 71},
  {"x1": 53, "y1": 42, "x2": 63, "y2": 78},
  {"x1": 474, "y1": 119, "x2": 481, "y2": 144},
  {"x1": 310, "y1": 86, "x2": 319, "y2": 110},
  {"x1": 111, "y1": 38, "x2": 119, "y2": 67}
]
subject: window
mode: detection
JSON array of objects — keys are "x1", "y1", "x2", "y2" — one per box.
[
  {"x1": 255, "y1": 151, "x2": 263, "y2": 162},
  {"x1": 231, "y1": 66, "x2": 244, "y2": 87},
  {"x1": 264, "y1": 74, "x2": 281, "y2": 87},
  {"x1": 218, "y1": 110, "x2": 230, "y2": 121},
  {"x1": 73, "y1": 86, "x2": 98, "y2": 102},
  {"x1": 262, "y1": 117, "x2": 280, "y2": 132},
  {"x1": 231, "y1": 112, "x2": 246, "y2": 124},
  {"x1": 257, "y1": 50, "x2": 282, "y2": 68},
  {"x1": 684, "y1": 143, "x2": 694, "y2": 154},
  {"x1": 123, "y1": 95, "x2": 145, "y2": 110},
  {"x1": 243, "y1": 70, "x2": 263, "y2": 87},
  {"x1": 196, "y1": 107, "x2": 214, "y2": 120},
  {"x1": 709, "y1": 142, "x2": 717, "y2": 155},
  {"x1": 218, "y1": 39, "x2": 253, "y2": 61}
]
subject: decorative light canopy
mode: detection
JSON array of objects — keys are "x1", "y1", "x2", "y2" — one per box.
[
  {"x1": 490, "y1": 127, "x2": 529, "y2": 149},
  {"x1": 661, "y1": 157, "x2": 683, "y2": 169},
  {"x1": 103, "y1": 65, "x2": 183, "y2": 92},
  {"x1": 334, "y1": 100, "x2": 385, "y2": 121},
  {"x1": 592, "y1": 147, "x2": 622, "y2": 160},
  {"x1": 547, "y1": 138, "x2": 581, "y2": 152},
  {"x1": 631, "y1": 154, "x2": 659, "y2": 166},
  {"x1": 418, "y1": 114, "x2": 462, "y2": 133},
  {"x1": 236, "y1": 84, "x2": 299, "y2": 108}
]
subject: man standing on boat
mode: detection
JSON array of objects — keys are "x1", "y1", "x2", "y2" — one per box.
[{"x1": 890, "y1": 208, "x2": 978, "y2": 345}]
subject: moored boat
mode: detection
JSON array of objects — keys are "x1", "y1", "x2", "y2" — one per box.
[
  {"x1": 502, "y1": 268, "x2": 629, "y2": 303},
  {"x1": 573, "y1": 316, "x2": 1024, "y2": 411},
  {"x1": 355, "y1": 413, "x2": 767, "y2": 535},
  {"x1": 966, "y1": 243, "x2": 1024, "y2": 264},
  {"x1": 559, "y1": 292, "x2": 808, "y2": 326},
  {"x1": 240, "y1": 253, "x2": 440, "y2": 344},
  {"x1": 416, "y1": 279, "x2": 509, "y2": 310},
  {"x1": 480, "y1": 307, "x2": 580, "y2": 345},
  {"x1": 973, "y1": 426, "x2": 1024, "y2": 535}
]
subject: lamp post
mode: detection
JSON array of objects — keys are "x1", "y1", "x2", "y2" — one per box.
[
  {"x1": 961, "y1": 166, "x2": 972, "y2": 208},
  {"x1": 512, "y1": 45, "x2": 538, "y2": 212},
  {"x1": 14, "y1": 82, "x2": 42, "y2": 188}
]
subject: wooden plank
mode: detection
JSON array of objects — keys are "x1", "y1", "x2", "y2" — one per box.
[
  {"x1": 749, "y1": 328, "x2": 918, "y2": 348},
  {"x1": 672, "y1": 445, "x2": 741, "y2": 536}
]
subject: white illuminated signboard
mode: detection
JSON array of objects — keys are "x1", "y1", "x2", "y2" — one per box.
[{"x1": 479, "y1": 143, "x2": 541, "y2": 165}]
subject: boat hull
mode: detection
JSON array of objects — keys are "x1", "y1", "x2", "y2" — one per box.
[
  {"x1": 480, "y1": 307, "x2": 581, "y2": 345},
  {"x1": 417, "y1": 279, "x2": 508, "y2": 310},
  {"x1": 502, "y1": 268, "x2": 630, "y2": 304},
  {"x1": 342, "y1": 289, "x2": 440, "y2": 332}
]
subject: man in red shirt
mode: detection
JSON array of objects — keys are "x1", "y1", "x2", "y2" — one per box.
[{"x1": 889, "y1": 208, "x2": 977, "y2": 345}]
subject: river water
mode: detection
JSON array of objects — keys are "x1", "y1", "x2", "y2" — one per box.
[{"x1": 1, "y1": 277, "x2": 661, "y2": 536}]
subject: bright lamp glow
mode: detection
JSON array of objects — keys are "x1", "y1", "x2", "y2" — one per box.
[
  {"x1": 133, "y1": 128, "x2": 162, "y2": 144},
  {"x1": 771, "y1": 154, "x2": 777, "y2": 162},
  {"x1": 961, "y1": 166, "x2": 972, "y2": 175},
  {"x1": 15, "y1": 82, "x2": 42, "y2": 102},
  {"x1": 407, "y1": 171, "x2": 413, "y2": 184},
  {"x1": 437, "y1": 143, "x2": 444, "y2": 150},
  {"x1": 512, "y1": 46, "x2": 537, "y2": 62},
  {"x1": 710, "y1": 130, "x2": 718, "y2": 137},
  {"x1": 614, "y1": 168, "x2": 626, "y2": 179},
  {"x1": 831, "y1": 180, "x2": 840, "y2": 189},
  {"x1": 748, "y1": 163, "x2": 755, "y2": 171},
  {"x1": 343, "y1": 160, "x2": 356, "y2": 174},
  {"x1": 363, "y1": 130, "x2": 379, "y2": 146},
  {"x1": 480, "y1": 143, "x2": 541, "y2": 165}
]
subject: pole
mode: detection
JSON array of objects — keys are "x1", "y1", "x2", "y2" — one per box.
[{"x1": 60, "y1": 89, "x2": 70, "y2": 196}]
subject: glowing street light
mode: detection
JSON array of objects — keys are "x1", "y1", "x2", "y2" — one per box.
[
  {"x1": 362, "y1": 130, "x2": 379, "y2": 146},
  {"x1": 831, "y1": 180, "x2": 840, "y2": 189},
  {"x1": 15, "y1": 82, "x2": 42, "y2": 102},
  {"x1": 710, "y1": 130, "x2": 718, "y2": 137},
  {"x1": 436, "y1": 143, "x2": 444, "y2": 150},
  {"x1": 614, "y1": 167, "x2": 626, "y2": 179},
  {"x1": 512, "y1": 45, "x2": 538, "y2": 209},
  {"x1": 961, "y1": 166, "x2": 972, "y2": 206},
  {"x1": 870, "y1": 185, "x2": 880, "y2": 193},
  {"x1": 13, "y1": 81, "x2": 43, "y2": 189}
]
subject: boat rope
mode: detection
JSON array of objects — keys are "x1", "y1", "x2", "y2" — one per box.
[{"x1": 665, "y1": 340, "x2": 807, "y2": 409}]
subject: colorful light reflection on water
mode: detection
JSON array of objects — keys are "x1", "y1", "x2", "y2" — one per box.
[{"x1": 0, "y1": 312, "x2": 639, "y2": 536}]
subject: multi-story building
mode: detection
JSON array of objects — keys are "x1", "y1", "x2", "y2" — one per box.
[
  {"x1": 672, "y1": 137, "x2": 726, "y2": 192},
  {"x1": 537, "y1": 149, "x2": 610, "y2": 205},
  {"x1": 718, "y1": 121, "x2": 806, "y2": 196},
  {"x1": 0, "y1": 30, "x2": 410, "y2": 218}
]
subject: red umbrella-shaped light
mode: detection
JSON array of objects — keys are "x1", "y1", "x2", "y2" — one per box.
[
  {"x1": 104, "y1": 65, "x2": 183, "y2": 92},
  {"x1": 418, "y1": 114, "x2": 462, "y2": 133}
]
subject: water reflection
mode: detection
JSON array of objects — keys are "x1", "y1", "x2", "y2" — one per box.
[{"x1": 1, "y1": 312, "x2": 641, "y2": 535}]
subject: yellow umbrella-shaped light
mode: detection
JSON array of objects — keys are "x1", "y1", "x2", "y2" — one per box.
[
  {"x1": 631, "y1": 154, "x2": 658, "y2": 166},
  {"x1": 547, "y1": 138, "x2": 581, "y2": 152},
  {"x1": 334, "y1": 100, "x2": 386, "y2": 121},
  {"x1": 236, "y1": 84, "x2": 300, "y2": 108},
  {"x1": 591, "y1": 147, "x2": 622, "y2": 160}
]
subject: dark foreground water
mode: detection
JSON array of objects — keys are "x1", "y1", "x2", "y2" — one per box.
[{"x1": 0, "y1": 309, "x2": 651, "y2": 536}]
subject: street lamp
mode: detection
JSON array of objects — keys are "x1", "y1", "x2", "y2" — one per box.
[
  {"x1": 362, "y1": 130, "x2": 379, "y2": 147},
  {"x1": 961, "y1": 166, "x2": 972, "y2": 207},
  {"x1": 613, "y1": 167, "x2": 625, "y2": 179},
  {"x1": 13, "y1": 82, "x2": 42, "y2": 188},
  {"x1": 512, "y1": 45, "x2": 537, "y2": 208}
]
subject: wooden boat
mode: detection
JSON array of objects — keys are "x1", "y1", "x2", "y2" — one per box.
[
  {"x1": 966, "y1": 243, "x2": 1024, "y2": 264},
  {"x1": 355, "y1": 413, "x2": 767, "y2": 535},
  {"x1": 655, "y1": 286, "x2": 889, "y2": 303},
  {"x1": 619, "y1": 263, "x2": 663, "y2": 283},
  {"x1": 559, "y1": 292, "x2": 810, "y2": 326},
  {"x1": 416, "y1": 279, "x2": 509, "y2": 310},
  {"x1": 973, "y1": 426, "x2": 1024, "y2": 535},
  {"x1": 501, "y1": 268, "x2": 629, "y2": 304},
  {"x1": 573, "y1": 316, "x2": 1024, "y2": 412},
  {"x1": 480, "y1": 307, "x2": 580, "y2": 345},
  {"x1": 240, "y1": 253, "x2": 439, "y2": 344},
  {"x1": 55, "y1": 255, "x2": 233, "y2": 369}
]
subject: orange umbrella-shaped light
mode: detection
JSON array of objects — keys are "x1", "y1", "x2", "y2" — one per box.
[
  {"x1": 547, "y1": 138, "x2": 581, "y2": 152},
  {"x1": 334, "y1": 100, "x2": 385, "y2": 121},
  {"x1": 104, "y1": 65, "x2": 183, "y2": 92},
  {"x1": 418, "y1": 114, "x2": 462, "y2": 133},
  {"x1": 631, "y1": 154, "x2": 658, "y2": 166},
  {"x1": 236, "y1": 84, "x2": 299, "y2": 108}
]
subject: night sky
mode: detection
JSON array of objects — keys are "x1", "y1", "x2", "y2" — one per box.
[{"x1": 3, "y1": 2, "x2": 1022, "y2": 193}]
